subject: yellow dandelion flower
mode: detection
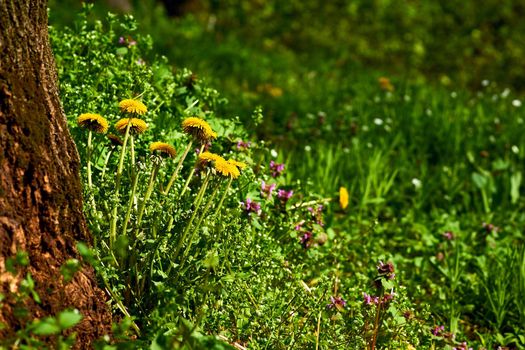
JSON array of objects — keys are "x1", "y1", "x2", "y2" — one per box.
[
  {"x1": 150, "y1": 142, "x2": 176, "y2": 158},
  {"x1": 378, "y1": 77, "x2": 394, "y2": 92},
  {"x1": 198, "y1": 151, "x2": 223, "y2": 164},
  {"x1": 115, "y1": 118, "x2": 148, "y2": 134},
  {"x1": 339, "y1": 186, "x2": 349, "y2": 210},
  {"x1": 182, "y1": 117, "x2": 217, "y2": 143},
  {"x1": 77, "y1": 113, "x2": 109, "y2": 134},
  {"x1": 107, "y1": 133, "x2": 123, "y2": 146},
  {"x1": 228, "y1": 159, "x2": 247, "y2": 170},
  {"x1": 118, "y1": 99, "x2": 147, "y2": 115},
  {"x1": 214, "y1": 158, "x2": 240, "y2": 178}
]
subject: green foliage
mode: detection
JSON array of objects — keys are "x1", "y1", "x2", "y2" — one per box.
[{"x1": 45, "y1": 4, "x2": 525, "y2": 350}]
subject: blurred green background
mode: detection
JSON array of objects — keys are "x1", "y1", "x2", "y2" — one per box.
[{"x1": 48, "y1": 0, "x2": 525, "y2": 141}]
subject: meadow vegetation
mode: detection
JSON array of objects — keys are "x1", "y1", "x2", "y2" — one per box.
[{"x1": 5, "y1": 1, "x2": 525, "y2": 349}]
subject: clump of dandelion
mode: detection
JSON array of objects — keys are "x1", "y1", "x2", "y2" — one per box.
[
  {"x1": 77, "y1": 113, "x2": 109, "y2": 189},
  {"x1": 339, "y1": 186, "x2": 349, "y2": 210},
  {"x1": 164, "y1": 117, "x2": 218, "y2": 196},
  {"x1": 118, "y1": 99, "x2": 147, "y2": 115}
]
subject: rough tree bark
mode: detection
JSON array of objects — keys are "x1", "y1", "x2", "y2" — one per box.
[{"x1": 0, "y1": 0, "x2": 112, "y2": 347}]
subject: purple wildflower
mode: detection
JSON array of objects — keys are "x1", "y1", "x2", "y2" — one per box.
[
  {"x1": 242, "y1": 198, "x2": 261, "y2": 216},
  {"x1": 453, "y1": 342, "x2": 472, "y2": 350},
  {"x1": 431, "y1": 325, "x2": 445, "y2": 336},
  {"x1": 300, "y1": 231, "x2": 313, "y2": 249},
  {"x1": 377, "y1": 261, "x2": 395, "y2": 280},
  {"x1": 308, "y1": 205, "x2": 324, "y2": 226},
  {"x1": 118, "y1": 36, "x2": 126, "y2": 45},
  {"x1": 363, "y1": 292, "x2": 379, "y2": 305},
  {"x1": 277, "y1": 189, "x2": 293, "y2": 203},
  {"x1": 261, "y1": 181, "x2": 276, "y2": 198},
  {"x1": 482, "y1": 222, "x2": 498, "y2": 233},
  {"x1": 443, "y1": 231, "x2": 454, "y2": 240},
  {"x1": 236, "y1": 140, "x2": 251, "y2": 150},
  {"x1": 383, "y1": 292, "x2": 395, "y2": 303},
  {"x1": 294, "y1": 220, "x2": 305, "y2": 231},
  {"x1": 269, "y1": 160, "x2": 285, "y2": 177},
  {"x1": 327, "y1": 296, "x2": 346, "y2": 311}
]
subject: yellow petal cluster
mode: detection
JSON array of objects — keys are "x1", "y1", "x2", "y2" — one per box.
[
  {"x1": 118, "y1": 99, "x2": 147, "y2": 115},
  {"x1": 214, "y1": 158, "x2": 240, "y2": 178},
  {"x1": 77, "y1": 113, "x2": 109, "y2": 134},
  {"x1": 150, "y1": 142, "x2": 177, "y2": 158},
  {"x1": 115, "y1": 118, "x2": 148, "y2": 134},
  {"x1": 182, "y1": 117, "x2": 217, "y2": 143},
  {"x1": 198, "y1": 151, "x2": 222, "y2": 164},
  {"x1": 339, "y1": 186, "x2": 349, "y2": 210},
  {"x1": 228, "y1": 159, "x2": 247, "y2": 170}
]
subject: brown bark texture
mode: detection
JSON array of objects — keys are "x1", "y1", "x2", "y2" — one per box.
[{"x1": 0, "y1": 0, "x2": 112, "y2": 347}]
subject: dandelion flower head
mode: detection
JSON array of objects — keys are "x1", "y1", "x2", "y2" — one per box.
[
  {"x1": 107, "y1": 133, "x2": 123, "y2": 146},
  {"x1": 198, "y1": 151, "x2": 223, "y2": 165},
  {"x1": 77, "y1": 113, "x2": 109, "y2": 134},
  {"x1": 182, "y1": 117, "x2": 217, "y2": 143},
  {"x1": 228, "y1": 159, "x2": 247, "y2": 170},
  {"x1": 339, "y1": 186, "x2": 349, "y2": 210},
  {"x1": 214, "y1": 158, "x2": 240, "y2": 178},
  {"x1": 115, "y1": 118, "x2": 148, "y2": 134},
  {"x1": 118, "y1": 99, "x2": 147, "y2": 115},
  {"x1": 150, "y1": 142, "x2": 177, "y2": 158}
]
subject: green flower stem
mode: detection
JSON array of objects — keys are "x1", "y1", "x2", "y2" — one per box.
[
  {"x1": 213, "y1": 176, "x2": 233, "y2": 217},
  {"x1": 136, "y1": 161, "x2": 161, "y2": 228},
  {"x1": 129, "y1": 134, "x2": 136, "y2": 181},
  {"x1": 121, "y1": 168, "x2": 141, "y2": 238},
  {"x1": 86, "y1": 130, "x2": 93, "y2": 188},
  {"x1": 164, "y1": 140, "x2": 193, "y2": 195},
  {"x1": 100, "y1": 148, "x2": 114, "y2": 180},
  {"x1": 176, "y1": 180, "x2": 221, "y2": 274},
  {"x1": 179, "y1": 144, "x2": 205, "y2": 199},
  {"x1": 167, "y1": 171, "x2": 211, "y2": 277},
  {"x1": 109, "y1": 121, "x2": 132, "y2": 247}
]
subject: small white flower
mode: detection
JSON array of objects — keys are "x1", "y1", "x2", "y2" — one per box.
[
  {"x1": 412, "y1": 178, "x2": 422, "y2": 189},
  {"x1": 304, "y1": 145, "x2": 312, "y2": 152},
  {"x1": 451, "y1": 91, "x2": 457, "y2": 98},
  {"x1": 501, "y1": 88, "x2": 510, "y2": 98},
  {"x1": 482, "y1": 79, "x2": 490, "y2": 87},
  {"x1": 374, "y1": 118, "x2": 384, "y2": 126},
  {"x1": 270, "y1": 149, "x2": 278, "y2": 158},
  {"x1": 512, "y1": 145, "x2": 519, "y2": 154},
  {"x1": 512, "y1": 99, "x2": 522, "y2": 107}
]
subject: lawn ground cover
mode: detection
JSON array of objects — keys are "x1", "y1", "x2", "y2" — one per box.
[{"x1": 27, "y1": 1, "x2": 525, "y2": 349}]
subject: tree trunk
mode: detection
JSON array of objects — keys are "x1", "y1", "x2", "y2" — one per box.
[{"x1": 0, "y1": 0, "x2": 112, "y2": 347}]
